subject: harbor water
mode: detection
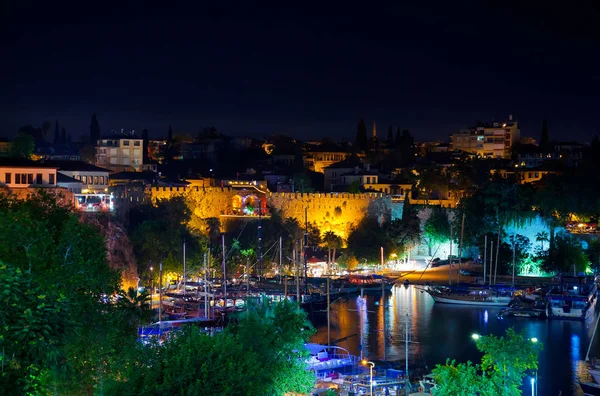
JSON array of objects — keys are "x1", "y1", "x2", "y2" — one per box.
[{"x1": 310, "y1": 284, "x2": 600, "y2": 395}]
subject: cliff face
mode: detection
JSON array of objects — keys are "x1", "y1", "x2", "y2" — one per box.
[{"x1": 80, "y1": 214, "x2": 139, "y2": 290}]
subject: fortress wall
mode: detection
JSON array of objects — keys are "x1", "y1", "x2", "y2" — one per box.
[{"x1": 150, "y1": 187, "x2": 392, "y2": 241}]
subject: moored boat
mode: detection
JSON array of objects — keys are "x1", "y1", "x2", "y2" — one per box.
[
  {"x1": 497, "y1": 307, "x2": 546, "y2": 319},
  {"x1": 580, "y1": 380, "x2": 600, "y2": 396},
  {"x1": 546, "y1": 276, "x2": 597, "y2": 320},
  {"x1": 345, "y1": 274, "x2": 394, "y2": 294},
  {"x1": 422, "y1": 285, "x2": 512, "y2": 307}
]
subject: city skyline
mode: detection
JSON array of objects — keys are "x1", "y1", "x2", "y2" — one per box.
[{"x1": 2, "y1": 2, "x2": 599, "y2": 142}]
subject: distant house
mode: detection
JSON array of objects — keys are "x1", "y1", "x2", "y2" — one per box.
[
  {"x1": 44, "y1": 160, "x2": 111, "y2": 194},
  {"x1": 323, "y1": 156, "x2": 377, "y2": 191},
  {"x1": 0, "y1": 158, "x2": 57, "y2": 188},
  {"x1": 96, "y1": 135, "x2": 144, "y2": 172},
  {"x1": 303, "y1": 144, "x2": 351, "y2": 173}
]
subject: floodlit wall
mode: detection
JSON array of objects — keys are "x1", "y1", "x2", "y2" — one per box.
[{"x1": 150, "y1": 187, "x2": 392, "y2": 241}]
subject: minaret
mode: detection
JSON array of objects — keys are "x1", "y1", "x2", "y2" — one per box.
[{"x1": 372, "y1": 121, "x2": 377, "y2": 139}]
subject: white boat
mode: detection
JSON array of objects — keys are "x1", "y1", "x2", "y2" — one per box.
[
  {"x1": 546, "y1": 276, "x2": 597, "y2": 320},
  {"x1": 423, "y1": 286, "x2": 512, "y2": 307},
  {"x1": 588, "y1": 368, "x2": 600, "y2": 384},
  {"x1": 304, "y1": 344, "x2": 358, "y2": 376}
]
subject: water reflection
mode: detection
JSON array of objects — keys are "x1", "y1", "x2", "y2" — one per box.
[{"x1": 311, "y1": 284, "x2": 599, "y2": 395}]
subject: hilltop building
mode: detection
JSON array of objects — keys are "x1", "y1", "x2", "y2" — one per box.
[
  {"x1": 95, "y1": 134, "x2": 144, "y2": 172},
  {"x1": 450, "y1": 116, "x2": 520, "y2": 159}
]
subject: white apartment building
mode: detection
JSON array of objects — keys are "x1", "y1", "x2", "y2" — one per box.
[
  {"x1": 96, "y1": 135, "x2": 143, "y2": 172},
  {"x1": 0, "y1": 158, "x2": 57, "y2": 188},
  {"x1": 450, "y1": 116, "x2": 520, "y2": 159}
]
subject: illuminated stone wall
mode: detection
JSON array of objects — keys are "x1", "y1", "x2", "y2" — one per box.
[
  {"x1": 150, "y1": 187, "x2": 392, "y2": 241},
  {"x1": 267, "y1": 191, "x2": 391, "y2": 241}
]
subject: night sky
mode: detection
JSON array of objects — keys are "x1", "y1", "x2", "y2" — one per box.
[{"x1": 2, "y1": 1, "x2": 599, "y2": 142}]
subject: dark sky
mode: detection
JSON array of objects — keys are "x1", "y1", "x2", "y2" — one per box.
[{"x1": 2, "y1": 1, "x2": 599, "y2": 142}]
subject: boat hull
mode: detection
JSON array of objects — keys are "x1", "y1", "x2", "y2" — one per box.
[
  {"x1": 430, "y1": 294, "x2": 509, "y2": 307},
  {"x1": 580, "y1": 381, "x2": 600, "y2": 396}
]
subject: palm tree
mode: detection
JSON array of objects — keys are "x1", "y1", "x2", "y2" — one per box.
[
  {"x1": 322, "y1": 231, "x2": 343, "y2": 274},
  {"x1": 117, "y1": 287, "x2": 152, "y2": 335},
  {"x1": 536, "y1": 231, "x2": 549, "y2": 251}
]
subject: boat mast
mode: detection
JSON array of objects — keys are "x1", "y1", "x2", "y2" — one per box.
[
  {"x1": 405, "y1": 313, "x2": 409, "y2": 391},
  {"x1": 511, "y1": 235, "x2": 516, "y2": 290},
  {"x1": 204, "y1": 253, "x2": 208, "y2": 319},
  {"x1": 222, "y1": 234, "x2": 227, "y2": 308},
  {"x1": 489, "y1": 240, "x2": 494, "y2": 285},
  {"x1": 483, "y1": 234, "x2": 487, "y2": 286},
  {"x1": 183, "y1": 239, "x2": 186, "y2": 294},
  {"x1": 449, "y1": 223, "x2": 453, "y2": 286},
  {"x1": 381, "y1": 246, "x2": 386, "y2": 361},
  {"x1": 494, "y1": 223, "x2": 501, "y2": 285},
  {"x1": 295, "y1": 241, "x2": 300, "y2": 303},
  {"x1": 258, "y1": 204, "x2": 263, "y2": 280},
  {"x1": 327, "y1": 274, "x2": 330, "y2": 345},
  {"x1": 304, "y1": 207, "x2": 308, "y2": 295},
  {"x1": 159, "y1": 261, "x2": 163, "y2": 322},
  {"x1": 457, "y1": 212, "x2": 465, "y2": 284}
]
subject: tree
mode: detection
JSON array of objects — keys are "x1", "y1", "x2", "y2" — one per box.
[
  {"x1": 347, "y1": 217, "x2": 390, "y2": 263},
  {"x1": 105, "y1": 300, "x2": 316, "y2": 395},
  {"x1": 60, "y1": 127, "x2": 67, "y2": 144},
  {"x1": 539, "y1": 119, "x2": 549, "y2": 151},
  {"x1": 53, "y1": 120, "x2": 60, "y2": 144},
  {"x1": 0, "y1": 263, "x2": 71, "y2": 394},
  {"x1": 90, "y1": 113, "x2": 100, "y2": 144},
  {"x1": 355, "y1": 118, "x2": 368, "y2": 152},
  {"x1": 168, "y1": 124, "x2": 173, "y2": 142},
  {"x1": 542, "y1": 233, "x2": 588, "y2": 274},
  {"x1": 387, "y1": 125, "x2": 393, "y2": 147},
  {"x1": 9, "y1": 131, "x2": 35, "y2": 159},
  {"x1": 322, "y1": 231, "x2": 342, "y2": 272},
  {"x1": 433, "y1": 328, "x2": 541, "y2": 396},
  {"x1": 424, "y1": 206, "x2": 450, "y2": 255},
  {"x1": 535, "y1": 231, "x2": 549, "y2": 251},
  {"x1": 348, "y1": 180, "x2": 361, "y2": 193},
  {"x1": 41, "y1": 120, "x2": 51, "y2": 139},
  {"x1": 0, "y1": 190, "x2": 130, "y2": 394}
]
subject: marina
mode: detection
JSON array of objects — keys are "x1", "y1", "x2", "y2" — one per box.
[{"x1": 311, "y1": 283, "x2": 600, "y2": 395}]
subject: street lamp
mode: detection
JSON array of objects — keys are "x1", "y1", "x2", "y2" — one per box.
[
  {"x1": 530, "y1": 377, "x2": 535, "y2": 396},
  {"x1": 530, "y1": 337, "x2": 538, "y2": 395},
  {"x1": 149, "y1": 266, "x2": 154, "y2": 311},
  {"x1": 471, "y1": 333, "x2": 480, "y2": 340},
  {"x1": 361, "y1": 359, "x2": 375, "y2": 396}
]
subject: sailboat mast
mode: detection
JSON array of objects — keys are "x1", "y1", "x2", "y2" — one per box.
[
  {"x1": 327, "y1": 275, "x2": 330, "y2": 345},
  {"x1": 279, "y1": 236, "x2": 283, "y2": 284},
  {"x1": 204, "y1": 253, "x2": 208, "y2": 319},
  {"x1": 222, "y1": 234, "x2": 227, "y2": 308},
  {"x1": 295, "y1": 241, "x2": 300, "y2": 302},
  {"x1": 381, "y1": 246, "x2": 386, "y2": 361},
  {"x1": 159, "y1": 261, "x2": 163, "y2": 322},
  {"x1": 457, "y1": 212, "x2": 465, "y2": 284},
  {"x1": 449, "y1": 223, "x2": 453, "y2": 286},
  {"x1": 183, "y1": 239, "x2": 186, "y2": 294},
  {"x1": 483, "y1": 235, "x2": 487, "y2": 285},
  {"x1": 405, "y1": 313, "x2": 409, "y2": 385},
  {"x1": 304, "y1": 207, "x2": 308, "y2": 295},
  {"x1": 258, "y1": 204, "x2": 263, "y2": 280}
]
